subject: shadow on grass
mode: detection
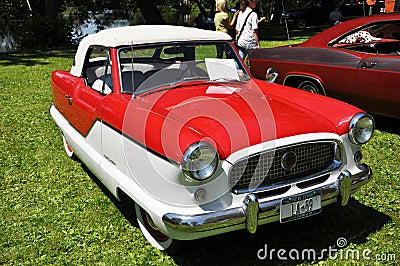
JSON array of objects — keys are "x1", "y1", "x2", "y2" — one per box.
[
  {"x1": 0, "y1": 49, "x2": 75, "y2": 67},
  {"x1": 82, "y1": 164, "x2": 138, "y2": 228},
  {"x1": 258, "y1": 22, "x2": 328, "y2": 42},
  {"x1": 82, "y1": 165, "x2": 390, "y2": 265},
  {"x1": 168, "y1": 199, "x2": 390, "y2": 265},
  {"x1": 372, "y1": 114, "x2": 400, "y2": 135}
]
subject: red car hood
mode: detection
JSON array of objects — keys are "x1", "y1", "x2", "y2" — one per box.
[{"x1": 126, "y1": 80, "x2": 359, "y2": 161}]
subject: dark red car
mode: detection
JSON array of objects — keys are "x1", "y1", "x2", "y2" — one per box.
[{"x1": 250, "y1": 13, "x2": 400, "y2": 119}]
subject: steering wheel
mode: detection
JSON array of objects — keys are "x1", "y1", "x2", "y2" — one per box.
[{"x1": 176, "y1": 61, "x2": 208, "y2": 80}]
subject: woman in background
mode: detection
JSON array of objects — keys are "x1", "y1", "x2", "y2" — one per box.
[{"x1": 214, "y1": 0, "x2": 239, "y2": 58}]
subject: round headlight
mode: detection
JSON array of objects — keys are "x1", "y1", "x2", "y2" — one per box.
[
  {"x1": 348, "y1": 113, "x2": 374, "y2": 144},
  {"x1": 182, "y1": 142, "x2": 219, "y2": 181}
]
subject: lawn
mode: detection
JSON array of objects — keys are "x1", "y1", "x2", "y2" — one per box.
[{"x1": 0, "y1": 27, "x2": 399, "y2": 265}]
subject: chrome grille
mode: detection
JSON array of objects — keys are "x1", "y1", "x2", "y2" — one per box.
[{"x1": 229, "y1": 142, "x2": 338, "y2": 191}]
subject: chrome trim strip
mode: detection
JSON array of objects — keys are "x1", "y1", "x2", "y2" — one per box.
[
  {"x1": 162, "y1": 164, "x2": 372, "y2": 234},
  {"x1": 232, "y1": 166, "x2": 339, "y2": 195}
]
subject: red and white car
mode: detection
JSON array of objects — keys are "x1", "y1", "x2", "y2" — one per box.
[{"x1": 50, "y1": 25, "x2": 374, "y2": 250}]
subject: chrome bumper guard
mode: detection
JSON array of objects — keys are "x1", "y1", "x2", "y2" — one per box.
[{"x1": 162, "y1": 164, "x2": 372, "y2": 234}]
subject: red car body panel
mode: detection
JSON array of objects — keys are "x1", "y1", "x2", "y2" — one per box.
[
  {"x1": 51, "y1": 66, "x2": 362, "y2": 163},
  {"x1": 51, "y1": 70, "x2": 76, "y2": 118},
  {"x1": 249, "y1": 13, "x2": 400, "y2": 119},
  {"x1": 136, "y1": 82, "x2": 340, "y2": 159}
]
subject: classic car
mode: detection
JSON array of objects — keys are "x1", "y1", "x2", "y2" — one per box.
[
  {"x1": 50, "y1": 25, "x2": 374, "y2": 251},
  {"x1": 280, "y1": 0, "x2": 379, "y2": 29},
  {"x1": 251, "y1": 13, "x2": 400, "y2": 119}
]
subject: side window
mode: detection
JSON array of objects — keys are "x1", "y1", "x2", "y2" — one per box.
[
  {"x1": 83, "y1": 46, "x2": 113, "y2": 94},
  {"x1": 119, "y1": 47, "x2": 159, "y2": 93},
  {"x1": 334, "y1": 22, "x2": 400, "y2": 55}
]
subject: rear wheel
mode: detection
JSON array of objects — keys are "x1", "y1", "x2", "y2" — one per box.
[
  {"x1": 62, "y1": 134, "x2": 78, "y2": 160},
  {"x1": 297, "y1": 80, "x2": 321, "y2": 94},
  {"x1": 296, "y1": 19, "x2": 306, "y2": 29},
  {"x1": 135, "y1": 203, "x2": 175, "y2": 251}
]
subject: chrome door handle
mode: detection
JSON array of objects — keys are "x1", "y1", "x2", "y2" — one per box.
[
  {"x1": 65, "y1": 95, "x2": 73, "y2": 105},
  {"x1": 361, "y1": 62, "x2": 377, "y2": 69}
]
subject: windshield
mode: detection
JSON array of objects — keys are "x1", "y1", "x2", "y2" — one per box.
[
  {"x1": 118, "y1": 42, "x2": 250, "y2": 95},
  {"x1": 332, "y1": 21, "x2": 400, "y2": 55}
]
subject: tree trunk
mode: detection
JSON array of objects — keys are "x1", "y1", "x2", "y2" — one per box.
[
  {"x1": 45, "y1": 0, "x2": 58, "y2": 19},
  {"x1": 134, "y1": 0, "x2": 165, "y2": 24},
  {"x1": 272, "y1": 0, "x2": 283, "y2": 23},
  {"x1": 193, "y1": 0, "x2": 209, "y2": 17}
]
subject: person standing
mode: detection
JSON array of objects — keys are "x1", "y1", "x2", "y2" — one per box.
[
  {"x1": 330, "y1": 6, "x2": 343, "y2": 26},
  {"x1": 214, "y1": 0, "x2": 239, "y2": 58},
  {"x1": 235, "y1": 0, "x2": 261, "y2": 60}
]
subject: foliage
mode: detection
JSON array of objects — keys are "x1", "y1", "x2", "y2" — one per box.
[
  {"x1": 65, "y1": 0, "x2": 131, "y2": 22},
  {"x1": 17, "y1": 14, "x2": 72, "y2": 50},
  {"x1": 0, "y1": 0, "x2": 71, "y2": 50},
  {"x1": 0, "y1": 0, "x2": 32, "y2": 36},
  {"x1": 0, "y1": 0, "x2": 310, "y2": 49}
]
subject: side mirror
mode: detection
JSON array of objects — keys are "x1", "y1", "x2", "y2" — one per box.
[{"x1": 266, "y1": 68, "x2": 278, "y2": 83}]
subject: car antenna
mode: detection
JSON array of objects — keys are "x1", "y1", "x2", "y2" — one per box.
[
  {"x1": 282, "y1": 0, "x2": 292, "y2": 47},
  {"x1": 130, "y1": 44, "x2": 137, "y2": 99}
]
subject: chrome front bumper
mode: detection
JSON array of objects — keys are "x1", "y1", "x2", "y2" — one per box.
[{"x1": 162, "y1": 164, "x2": 372, "y2": 236}]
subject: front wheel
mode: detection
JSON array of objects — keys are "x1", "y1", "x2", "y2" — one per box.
[
  {"x1": 135, "y1": 203, "x2": 175, "y2": 251},
  {"x1": 297, "y1": 80, "x2": 322, "y2": 94}
]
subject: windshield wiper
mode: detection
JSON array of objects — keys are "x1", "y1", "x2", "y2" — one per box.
[
  {"x1": 168, "y1": 76, "x2": 210, "y2": 88},
  {"x1": 136, "y1": 76, "x2": 248, "y2": 98},
  {"x1": 209, "y1": 77, "x2": 248, "y2": 83},
  {"x1": 137, "y1": 77, "x2": 209, "y2": 97}
]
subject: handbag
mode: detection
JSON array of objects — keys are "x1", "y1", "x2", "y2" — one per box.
[{"x1": 235, "y1": 11, "x2": 254, "y2": 49}]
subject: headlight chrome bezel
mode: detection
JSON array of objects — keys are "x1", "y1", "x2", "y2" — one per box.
[
  {"x1": 182, "y1": 142, "x2": 219, "y2": 181},
  {"x1": 348, "y1": 113, "x2": 375, "y2": 145}
]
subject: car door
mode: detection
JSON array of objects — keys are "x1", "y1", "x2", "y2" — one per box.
[
  {"x1": 68, "y1": 46, "x2": 113, "y2": 136},
  {"x1": 51, "y1": 70, "x2": 77, "y2": 119},
  {"x1": 355, "y1": 54, "x2": 400, "y2": 118},
  {"x1": 68, "y1": 80, "x2": 107, "y2": 135}
]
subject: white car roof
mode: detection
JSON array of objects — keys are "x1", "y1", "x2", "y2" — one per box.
[{"x1": 70, "y1": 25, "x2": 232, "y2": 76}]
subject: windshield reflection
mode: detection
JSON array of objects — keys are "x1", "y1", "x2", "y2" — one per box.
[{"x1": 117, "y1": 42, "x2": 250, "y2": 95}]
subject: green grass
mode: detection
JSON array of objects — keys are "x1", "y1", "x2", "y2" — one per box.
[
  {"x1": 258, "y1": 23, "x2": 327, "y2": 47},
  {"x1": 1, "y1": 34, "x2": 399, "y2": 265}
]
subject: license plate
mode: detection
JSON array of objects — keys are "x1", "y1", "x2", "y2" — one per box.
[{"x1": 280, "y1": 190, "x2": 322, "y2": 223}]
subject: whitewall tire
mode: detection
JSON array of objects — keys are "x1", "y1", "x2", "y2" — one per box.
[
  {"x1": 135, "y1": 203, "x2": 174, "y2": 251},
  {"x1": 62, "y1": 134, "x2": 78, "y2": 161}
]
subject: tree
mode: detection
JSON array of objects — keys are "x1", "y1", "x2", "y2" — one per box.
[
  {"x1": 0, "y1": 0, "x2": 32, "y2": 34},
  {"x1": 132, "y1": 0, "x2": 165, "y2": 24},
  {"x1": 2, "y1": 0, "x2": 307, "y2": 50},
  {"x1": 45, "y1": 0, "x2": 58, "y2": 19},
  {"x1": 193, "y1": 0, "x2": 214, "y2": 17}
]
